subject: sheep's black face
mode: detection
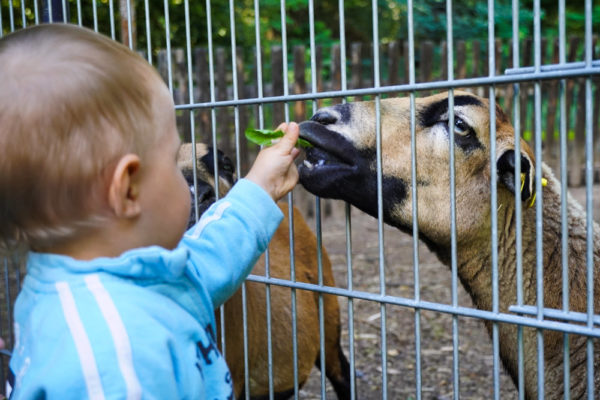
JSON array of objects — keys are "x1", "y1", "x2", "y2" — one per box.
[
  {"x1": 184, "y1": 148, "x2": 235, "y2": 228},
  {"x1": 299, "y1": 104, "x2": 408, "y2": 223}
]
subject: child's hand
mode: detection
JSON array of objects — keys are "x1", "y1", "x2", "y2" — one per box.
[{"x1": 245, "y1": 122, "x2": 301, "y2": 202}]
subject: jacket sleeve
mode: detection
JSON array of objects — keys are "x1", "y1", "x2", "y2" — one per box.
[{"x1": 181, "y1": 178, "x2": 283, "y2": 307}]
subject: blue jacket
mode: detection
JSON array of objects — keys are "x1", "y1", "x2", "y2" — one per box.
[{"x1": 8, "y1": 179, "x2": 283, "y2": 400}]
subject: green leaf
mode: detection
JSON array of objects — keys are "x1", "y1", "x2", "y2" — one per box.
[{"x1": 245, "y1": 128, "x2": 313, "y2": 148}]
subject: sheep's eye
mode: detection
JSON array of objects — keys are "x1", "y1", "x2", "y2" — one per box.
[{"x1": 454, "y1": 117, "x2": 469, "y2": 135}]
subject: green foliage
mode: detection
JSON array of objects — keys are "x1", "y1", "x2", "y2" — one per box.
[{"x1": 1, "y1": 0, "x2": 592, "y2": 53}]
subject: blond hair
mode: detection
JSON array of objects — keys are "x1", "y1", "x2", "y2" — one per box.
[{"x1": 0, "y1": 24, "x2": 165, "y2": 252}]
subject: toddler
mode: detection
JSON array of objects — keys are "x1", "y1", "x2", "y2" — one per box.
[{"x1": 0, "y1": 23, "x2": 300, "y2": 399}]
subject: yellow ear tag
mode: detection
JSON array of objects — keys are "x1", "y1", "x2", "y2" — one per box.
[{"x1": 521, "y1": 173, "x2": 548, "y2": 208}]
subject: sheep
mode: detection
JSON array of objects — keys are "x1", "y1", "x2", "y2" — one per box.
[
  {"x1": 296, "y1": 91, "x2": 600, "y2": 400},
  {"x1": 177, "y1": 143, "x2": 351, "y2": 400}
]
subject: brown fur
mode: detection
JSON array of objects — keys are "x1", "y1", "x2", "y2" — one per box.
[
  {"x1": 298, "y1": 91, "x2": 600, "y2": 399},
  {"x1": 178, "y1": 143, "x2": 350, "y2": 399}
]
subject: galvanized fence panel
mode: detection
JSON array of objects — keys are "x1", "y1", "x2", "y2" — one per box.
[{"x1": 0, "y1": 0, "x2": 599, "y2": 399}]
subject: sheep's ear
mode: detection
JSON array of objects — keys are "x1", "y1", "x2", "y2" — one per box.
[{"x1": 497, "y1": 149, "x2": 534, "y2": 202}]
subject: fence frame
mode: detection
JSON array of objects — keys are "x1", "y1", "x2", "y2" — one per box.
[{"x1": 1, "y1": 0, "x2": 600, "y2": 399}]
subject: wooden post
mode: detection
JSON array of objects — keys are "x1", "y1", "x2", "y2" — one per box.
[
  {"x1": 271, "y1": 46, "x2": 285, "y2": 125},
  {"x1": 419, "y1": 41, "x2": 433, "y2": 96},
  {"x1": 216, "y1": 47, "x2": 230, "y2": 155},
  {"x1": 351, "y1": 42, "x2": 362, "y2": 90},
  {"x1": 194, "y1": 47, "x2": 211, "y2": 144},
  {"x1": 456, "y1": 41, "x2": 467, "y2": 80},
  {"x1": 293, "y1": 45, "x2": 306, "y2": 121},
  {"x1": 330, "y1": 43, "x2": 342, "y2": 104}
]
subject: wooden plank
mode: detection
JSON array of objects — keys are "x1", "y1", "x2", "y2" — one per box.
[
  {"x1": 351, "y1": 42, "x2": 362, "y2": 90},
  {"x1": 456, "y1": 40, "x2": 466, "y2": 79},
  {"x1": 387, "y1": 40, "x2": 401, "y2": 87},
  {"x1": 293, "y1": 45, "x2": 306, "y2": 121},
  {"x1": 271, "y1": 45, "x2": 284, "y2": 124},
  {"x1": 330, "y1": 43, "x2": 342, "y2": 104},
  {"x1": 216, "y1": 47, "x2": 230, "y2": 155},
  {"x1": 194, "y1": 47, "x2": 211, "y2": 144},
  {"x1": 419, "y1": 40, "x2": 433, "y2": 96}
]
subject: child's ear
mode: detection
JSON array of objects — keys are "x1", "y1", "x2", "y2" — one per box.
[{"x1": 108, "y1": 154, "x2": 142, "y2": 218}]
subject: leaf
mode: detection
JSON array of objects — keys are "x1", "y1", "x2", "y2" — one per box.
[{"x1": 244, "y1": 128, "x2": 313, "y2": 148}]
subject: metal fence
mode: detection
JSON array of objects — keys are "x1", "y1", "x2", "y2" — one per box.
[{"x1": 1, "y1": 0, "x2": 599, "y2": 399}]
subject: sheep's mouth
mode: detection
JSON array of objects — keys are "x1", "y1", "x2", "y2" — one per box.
[{"x1": 298, "y1": 121, "x2": 356, "y2": 177}]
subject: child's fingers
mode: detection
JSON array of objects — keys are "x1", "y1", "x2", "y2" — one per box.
[{"x1": 276, "y1": 122, "x2": 300, "y2": 153}]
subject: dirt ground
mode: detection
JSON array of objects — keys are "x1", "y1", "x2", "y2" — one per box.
[{"x1": 297, "y1": 185, "x2": 600, "y2": 400}]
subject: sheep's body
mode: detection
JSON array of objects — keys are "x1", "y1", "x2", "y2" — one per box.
[
  {"x1": 178, "y1": 143, "x2": 350, "y2": 400},
  {"x1": 457, "y1": 164, "x2": 600, "y2": 399},
  {"x1": 297, "y1": 91, "x2": 600, "y2": 399},
  {"x1": 219, "y1": 203, "x2": 348, "y2": 398}
]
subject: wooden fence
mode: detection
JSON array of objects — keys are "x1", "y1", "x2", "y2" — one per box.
[{"x1": 154, "y1": 37, "x2": 599, "y2": 189}]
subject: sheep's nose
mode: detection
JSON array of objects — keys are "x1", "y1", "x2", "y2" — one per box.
[{"x1": 311, "y1": 109, "x2": 339, "y2": 125}]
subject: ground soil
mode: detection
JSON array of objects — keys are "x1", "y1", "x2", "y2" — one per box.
[{"x1": 298, "y1": 185, "x2": 600, "y2": 400}]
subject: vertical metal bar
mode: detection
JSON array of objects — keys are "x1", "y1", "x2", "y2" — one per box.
[
  {"x1": 0, "y1": 2, "x2": 4, "y2": 37},
  {"x1": 445, "y1": 0, "x2": 460, "y2": 397},
  {"x1": 203, "y1": 0, "x2": 221, "y2": 364},
  {"x1": 47, "y1": 0, "x2": 52, "y2": 23},
  {"x1": 278, "y1": 1, "x2": 299, "y2": 397},
  {"x1": 34, "y1": 0, "x2": 39, "y2": 25},
  {"x1": 61, "y1": 0, "x2": 66, "y2": 22},
  {"x1": 532, "y1": 1, "x2": 546, "y2": 398},
  {"x1": 126, "y1": 0, "x2": 133, "y2": 49},
  {"x1": 584, "y1": 1, "x2": 594, "y2": 398},
  {"x1": 306, "y1": 1, "x2": 326, "y2": 397},
  {"x1": 8, "y1": 0, "x2": 14, "y2": 31},
  {"x1": 75, "y1": 0, "x2": 82, "y2": 26},
  {"x1": 92, "y1": 0, "x2": 98, "y2": 32},
  {"x1": 143, "y1": 0, "x2": 152, "y2": 64},
  {"x1": 407, "y1": 1, "x2": 421, "y2": 398},
  {"x1": 20, "y1": 0, "x2": 26, "y2": 28},
  {"x1": 371, "y1": 1, "x2": 387, "y2": 398},
  {"x1": 108, "y1": 0, "x2": 115, "y2": 39},
  {"x1": 558, "y1": 0, "x2": 570, "y2": 397},
  {"x1": 227, "y1": 3, "x2": 249, "y2": 396},
  {"x1": 338, "y1": 2, "x2": 355, "y2": 398},
  {"x1": 512, "y1": 1, "x2": 525, "y2": 398},
  {"x1": 487, "y1": 1, "x2": 500, "y2": 399},
  {"x1": 163, "y1": 0, "x2": 173, "y2": 93},
  {"x1": 251, "y1": 2, "x2": 272, "y2": 397}
]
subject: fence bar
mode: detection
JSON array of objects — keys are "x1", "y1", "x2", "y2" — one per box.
[
  {"x1": 487, "y1": 0, "x2": 501, "y2": 399},
  {"x1": 305, "y1": 0, "x2": 327, "y2": 397},
  {"x1": 558, "y1": 0, "x2": 570, "y2": 397},
  {"x1": 174, "y1": 66, "x2": 600, "y2": 111},
  {"x1": 406, "y1": 1, "x2": 422, "y2": 398},
  {"x1": 75, "y1": 0, "x2": 81, "y2": 26},
  {"x1": 8, "y1": 0, "x2": 14, "y2": 31},
  {"x1": 0, "y1": 2, "x2": 3, "y2": 36},
  {"x1": 126, "y1": 0, "x2": 133, "y2": 49},
  {"x1": 143, "y1": 0, "x2": 151, "y2": 64},
  {"x1": 505, "y1": 60, "x2": 600, "y2": 75},
  {"x1": 19, "y1": 0, "x2": 25, "y2": 28},
  {"x1": 246, "y1": 275, "x2": 600, "y2": 336},
  {"x1": 511, "y1": 0, "x2": 526, "y2": 398},
  {"x1": 162, "y1": 0, "x2": 173, "y2": 93},
  {"x1": 108, "y1": 0, "x2": 115, "y2": 39},
  {"x1": 445, "y1": 0, "x2": 460, "y2": 397},
  {"x1": 370, "y1": 0, "x2": 388, "y2": 398},
  {"x1": 91, "y1": 0, "x2": 97, "y2": 32},
  {"x1": 338, "y1": 1, "x2": 356, "y2": 398},
  {"x1": 533, "y1": 1, "x2": 546, "y2": 398},
  {"x1": 584, "y1": 1, "x2": 595, "y2": 399}
]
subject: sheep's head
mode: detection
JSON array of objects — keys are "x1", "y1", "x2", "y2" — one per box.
[
  {"x1": 177, "y1": 143, "x2": 235, "y2": 227},
  {"x1": 298, "y1": 91, "x2": 536, "y2": 253}
]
